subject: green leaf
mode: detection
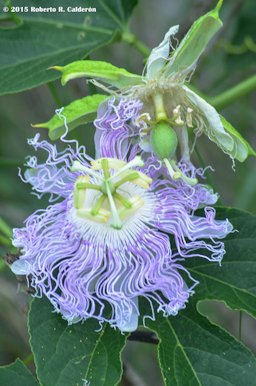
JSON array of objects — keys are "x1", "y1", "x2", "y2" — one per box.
[
  {"x1": 164, "y1": 0, "x2": 223, "y2": 76},
  {"x1": 0, "y1": 359, "x2": 38, "y2": 386},
  {"x1": 29, "y1": 297, "x2": 127, "y2": 386},
  {"x1": 143, "y1": 301, "x2": 256, "y2": 386},
  {"x1": 0, "y1": 0, "x2": 138, "y2": 95},
  {"x1": 186, "y1": 208, "x2": 256, "y2": 318},
  {"x1": 0, "y1": 217, "x2": 12, "y2": 238},
  {"x1": 54, "y1": 60, "x2": 142, "y2": 89},
  {"x1": 220, "y1": 116, "x2": 256, "y2": 162},
  {"x1": 33, "y1": 94, "x2": 107, "y2": 140}
]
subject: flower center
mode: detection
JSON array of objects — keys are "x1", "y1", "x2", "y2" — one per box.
[{"x1": 71, "y1": 157, "x2": 152, "y2": 230}]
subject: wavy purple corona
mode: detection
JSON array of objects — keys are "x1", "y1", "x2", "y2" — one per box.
[{"x1": 11, "y1": 134, "x2": 233, "y2": 332}]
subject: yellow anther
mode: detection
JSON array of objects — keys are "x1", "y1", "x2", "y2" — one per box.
[
  {"x1": 173, "y1": 105, "x2": 184, "y2": 126},
  {"x1": 135, "y1": 112, "x2": 151, "y2": 127},
  {"x1": 91, "y1": 158, "x2": 126, "y2": 171},
  {"x1": 118, "y1": 196, "x2": 144, "y2": 221},
  {"x1": 77, "y1": 208, "x2": 110, "y2": 223},
  {"x1": 115, "y1": 170, "x2": 152, "y2": 189},
  {"x1": 74, "y1": 175, "x2": 90, "y2": 209}
]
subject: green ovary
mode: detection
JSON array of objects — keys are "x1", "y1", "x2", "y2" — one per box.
[{"x1": 150, "y1": 121, "x2": 178, "y2": 160}]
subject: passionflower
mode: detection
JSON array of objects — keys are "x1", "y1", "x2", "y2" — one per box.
[
  {"x1": 11, "y1": 134, "x2": 232, "y2": 332},
  {"x1": 52, "y1": 0, "x2": 255, "y2": 188}
]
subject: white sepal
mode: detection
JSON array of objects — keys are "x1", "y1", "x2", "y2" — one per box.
[{"x1": 145, "y1": 25, "x2": 179, "y2": 79}]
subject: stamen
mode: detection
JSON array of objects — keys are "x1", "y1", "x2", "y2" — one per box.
[
  {"x1": 74, "y1": 175, "x2": 90, "y2": 209},
  {"x1": 135, "y1": 112, "x2": 151, "y2": 127},
  {"x1": 186, "y1": 107, "x2": 193, "y2": 127},
  {"x1": 91, "y1": 158, "x2": 126, "y2": 171},
  {"x1": 72, "y1": 157, "x2": 152, "y2": 229},
  {"x1": 113, "y1": 172, "x2": 140, "y2": 189},
  {"x1": 164, "y1": 158, "x2": 182, "y2": 180},
  {"x1": 77, "y1": 208, "x2": 110, "y2": 223},
  {"x1": 105, "y1": 182, "x2": 123, "y2": 230},
  {"x1": 71, "y1": 161, "x2": 101, "y2": 180},
  {"x1": 109, "y1": 156, "x2": 144, "y2": 181},
  {"x1": 91, "y1": 194, "x2": 106, "y2": 215},
  {"x1": 76, "y1": 182, "x2": 101, "y2": 191},
  {"x1": 113, "y1": 192, "x2": 133, "y2": 209},
  {"x1": 170, "y1": 161, "x2": 198, "y2": 186},
  {"x1": 173, "y1": 105, "x2": 184, "y2": 126},
  {"x1": 101, "y1": 158, "x2": 110, "y2": 180},
  {"x1": 118, "y1": 196, "x2": 144, "y2": 220}
]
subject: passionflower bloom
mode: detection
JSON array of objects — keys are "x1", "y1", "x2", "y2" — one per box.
[
  {"x1": 11, "y1": 134, "x2": 232, "y2": 332},
  {"x1": 53, "y1": 0, "x2": 254, "y2": 187}
]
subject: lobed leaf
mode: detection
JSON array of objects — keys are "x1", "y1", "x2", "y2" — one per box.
[
  {"x1": 29, "y1": 297, "x2": 127, "y2": 386},
  {"x1": 0, "y1": 0, "x2": 138, "y2": 95},
  {"x1": 33, "y1": 94, "x2": 107, "y2": 140},
  {"x1": 143, "y1": 301, "x2": 256, "y2": 386},
  {"x1": 185, "y1": 208, "x2": 256, "y2": 318},
  {"x1": 53, "y1": 60, "x2": 142, "y2": 89},
  {"x1": 0, "y1": 359, "x2": 38, "y2": 386}
]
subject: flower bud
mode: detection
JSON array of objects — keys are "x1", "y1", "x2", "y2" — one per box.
[{"x1": 150, "y1": 121, "x2": 178, "y2": 160}]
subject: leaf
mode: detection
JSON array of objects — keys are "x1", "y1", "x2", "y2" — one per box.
[
  {"x1": 33, "y1": 94, "x2": 107, "y2": 140},
  {"x1": 29, "y1": 297, "x2": 127, "y2": 386},
  {"x1": 143, "y1": 301, "x2": 256, "y2": 386},
  {"x1": 220, "y1": 116, "x2": 256, "y2": 162},
  {"x1": 54, "y1": 60, "x2": 142, "y2": 88},
  {"x1": 185, "y1": 208, "x2": 256, "y2": 319},
  {"x1": 0, "y1": 0, "x2": 138, "y2": 95},
  {"x1": 0, "y1": 359, "x2": 38, "y2": 386},
  {"x1": 164, "y1": 0, "x2": 223, "y2": 77},
  {"x1": 0, "y1": 217, "x2": 12, "y2": 238}
]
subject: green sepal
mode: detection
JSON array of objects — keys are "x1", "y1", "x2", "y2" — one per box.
[
  {"x1": 53, "y1": 60, "x2": 142, "y2": 89},
  {"x1": 164, "y1": 0, "x2": 223, "y2": 76},
  {"x1": 33, "y1": 94, "x2": 107, "y2": 140},
  {"x1": 220, "y1": 115, "x2": 256, "y2": 162}
]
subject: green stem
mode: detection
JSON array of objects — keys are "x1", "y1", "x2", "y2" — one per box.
[
  {"x1": 210, "y1": 74, "x2": 256, "y2": 110},
  {"x1": 47, "y1": 82, "x2": 63, "y2": 108},
  {"x1": 122, "y1": 31, "x2": 151, "y2": 58}
]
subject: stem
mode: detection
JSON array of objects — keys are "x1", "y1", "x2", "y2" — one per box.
[
  {"x1": 47, "y1": 82, "x2": 63, "y2": 108},
  {"x1": 239, "y1": 311, "x2": 243, "y2": 341},
  {"x1": 210, "y1": 74, "x2": 256, "y2": 110},
  {"x1": 128, "y1": 331, "x2": 159, "y2": 345},
  {"x1": 122, "y1": 31, "x2": 151, "y2": 58}
]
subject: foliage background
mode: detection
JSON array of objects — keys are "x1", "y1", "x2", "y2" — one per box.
[{"x1": 0, "y1": 0, "x2": 255, "y2": 384}]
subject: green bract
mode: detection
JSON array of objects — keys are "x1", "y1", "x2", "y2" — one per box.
[
  {"x1": 53, "y1": 61, "x2": 142, "y2": 89},
  {"x1": 33, "y1": 94, "x2": 107, "y2": 140}
]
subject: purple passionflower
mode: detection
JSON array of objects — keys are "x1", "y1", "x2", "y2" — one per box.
[{"x1": 11, "y1": 134, "x2": 232, "y2": 332}]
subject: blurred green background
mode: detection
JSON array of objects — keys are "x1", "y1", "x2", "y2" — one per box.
[{"x1": 0, "y1": 0, "x2": 255, "y2": 384}]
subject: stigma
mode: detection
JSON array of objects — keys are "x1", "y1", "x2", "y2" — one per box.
[{"x1": 71, "y1": 157, "x2": 152, "y2": 230}]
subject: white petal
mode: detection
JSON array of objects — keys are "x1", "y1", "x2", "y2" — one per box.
[
  {"x1": 11, "y1": 259, "x2": 31, "y2": 275},
  {"x1": 183, "y1": 86, "x2": 234, "y2": 153},
  {"x1": 115, "y1": 297, "x2": 139, "y2": 332},
  {"x1": 145, "y1": 25, "x2": 179, "y2": 79}
]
